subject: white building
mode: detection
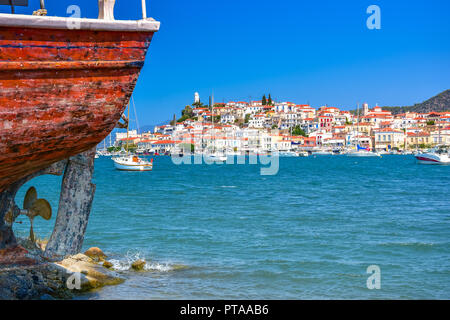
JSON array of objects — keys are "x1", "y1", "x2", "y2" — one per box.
[
  {"x1": 116, "y1": 129, "x2": 138, "y2": 141},
  {"x1": 249, "y1": 114, "x2": 267, "y2": 128},
  {"x1": 221, "y1": 113, "x2": 236, "y2": 124}
]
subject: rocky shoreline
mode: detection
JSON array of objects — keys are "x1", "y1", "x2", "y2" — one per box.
[{"x1": 0, "y1": 239, "x2": 125, "y2": 300}]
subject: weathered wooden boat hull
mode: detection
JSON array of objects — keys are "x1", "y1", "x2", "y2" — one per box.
[{"x1": 0, "y1": 26, "x2": 156, "y2": 191}]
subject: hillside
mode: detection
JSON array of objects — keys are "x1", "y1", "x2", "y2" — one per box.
[{"x1": 382, "y1": 89, "x2": 450, "y2": 114}]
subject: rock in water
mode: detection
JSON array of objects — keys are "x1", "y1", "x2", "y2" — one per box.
[
  {"x1": 103, "y1": 261, "x2": 113, "y2": 269},
  {"x1": 84, "y1": 247, "x2": 107, "y2": 262},
  {"x1": 56, "y1": 254, "x2": 124, "y2": 290},
  {"x1": 0, "y1": 243, "x2": 124, "y2": 299},
  {"x1": 131, "y1": 259, "x2": 146, "y2": 271}
]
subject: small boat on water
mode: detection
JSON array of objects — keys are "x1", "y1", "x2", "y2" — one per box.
[
  {"x1": 113, "y1": 155, "x2": 153, "y2": 171},
  {"x1": 278, "y1": 151, "x2": 299, "y2": 157},
  {"x1": 204, "y1": 153, "x2": 227, "y2": 163},
  {"x1": 312, "y1": 150, "x2": 333, "y2": 155},
  {"x1": 346, "y1": 150, "x2": 381, "y2": 157},
  {"x1": 415, "y1": 146, "x2": 450, "y2": 165},
  {"x1": 345, "y1": 145, "x2": 381, "y2": 157},
  {"x1": 298, "y1": 151, "x2": 309, "y2": 157}
]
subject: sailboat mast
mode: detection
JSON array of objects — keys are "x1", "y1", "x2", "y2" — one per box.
[
  {"x1": 126, "y1": 102, "x2": 130, "y2": 155},
  {"x1": 356, "y1": 103, "x2": 360, "y2": 148},
  {"x1": 132, "y1": 95, "x2": 140, "y2": 135},
  {"x1": 438, "y1": 121, "x2": 441, "y2": 145},
  {"x1": 211, "y1": 93, "x2": 215, "y2": 153}
]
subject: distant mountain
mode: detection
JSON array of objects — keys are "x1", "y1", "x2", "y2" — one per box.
[
  {"x1": 382, "y1": 89, "x2": 450, "y2": 114},
  {"x1": 139, "y1": 120, "x2": 171, "y2": 133}
]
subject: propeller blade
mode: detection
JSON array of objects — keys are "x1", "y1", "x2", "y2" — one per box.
[
  {"x1": 31, "y1": 199, "x2": 52, "y2": 220},
  {"x1": 23, "y1": 186, "x2": 37, "y2": 210}
]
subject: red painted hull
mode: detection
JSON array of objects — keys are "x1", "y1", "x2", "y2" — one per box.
[{"x1": 0, "y1": 27, "x2": 155, "y2": 191}]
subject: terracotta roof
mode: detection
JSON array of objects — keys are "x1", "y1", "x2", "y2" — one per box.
[{"x1": 407, "y1": 131, "x2": 430, "y2": 137}]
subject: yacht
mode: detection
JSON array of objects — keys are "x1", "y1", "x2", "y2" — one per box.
[
  {"x1": 346, "y1": 150, "x2": 381, "y2": 157},
  {"x1": 415, "y1": 146, "x2": 450, "y2": 165}
]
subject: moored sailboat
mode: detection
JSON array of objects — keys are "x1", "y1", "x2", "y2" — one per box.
[
  {"x1": 113, "y1": 155, "x2": 153, "y2": 171},
  {"x1": 112, "y1": 97, "x2": 153, "y2": 171}
]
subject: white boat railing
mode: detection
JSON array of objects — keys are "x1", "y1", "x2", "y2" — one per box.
[{"x1": 2, "y1": 0, "x2": 150, "y2": 21}]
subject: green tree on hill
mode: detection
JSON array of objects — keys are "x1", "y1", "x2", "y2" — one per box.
[
  {"x1": 292, "y1": 125, "x2": 307, "y2": 137},
  {"x1": 268, "y1": 94, "x2": 273, "y2": 106},
  {"x1": 192, "y1": 101, "x2": 204, "y2": 108},
  {"x1": 177, "y1": 114, "x2": 189, "y2": 123},
  {"x1": 170, "y1": 114, "x2": 177, "y2": 126},
  {"x1": 182, "y1": 105, "x2": 194, "y2": 118},
  {"x1": 262, "y1": 94, "x2": 267, "y2": 106}
]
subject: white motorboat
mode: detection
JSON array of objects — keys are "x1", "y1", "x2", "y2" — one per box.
[
  {"x1": 298, "y1": 151, "x2": 309, "y2": 157},
  {"x1": 345, "y1": 143, "x2": 381, "y2": 157},
  {"x1": 113, "y1": 155, "x2": 153, "y2": 171},
  {"x1": 346, "y1": 150, "x2": 381, "y2": 157},
  {"x1": 415, "y1": 146, "x2": 450, "y2": 165},
  {"x1": 278, "y1": 151, "x2": 299, "y2": 157},
  {"x1": 204, "y1": 153, "x2": 227, "y2": 163},
  {"x1": 312, "y1": 150, "x2": 333, "y2": 155}
]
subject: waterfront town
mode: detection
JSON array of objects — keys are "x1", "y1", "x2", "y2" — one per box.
[{"x1": 109, "y1": 93, "x2": 450, "y2": 155}]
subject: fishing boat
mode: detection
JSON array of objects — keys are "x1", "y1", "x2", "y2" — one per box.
[
  {"x1": 0, "y1": 0, "x2": 160, "y2": 192},
  {"x1": 112, "y1": 155, "x2": 153, "y2": 171},
  {"x1": 415, "y1": 146, "x2": 450, "y2": 165}
]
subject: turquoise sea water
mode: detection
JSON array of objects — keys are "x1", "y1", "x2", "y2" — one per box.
[{"x1": 13, "y1": 155, "x2": 450, "y2": 299}]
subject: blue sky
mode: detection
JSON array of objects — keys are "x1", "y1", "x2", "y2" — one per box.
[{"x1": 3, "y1": 0, "x2": 450, "y2": 125}]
